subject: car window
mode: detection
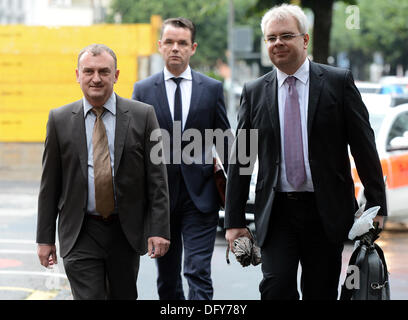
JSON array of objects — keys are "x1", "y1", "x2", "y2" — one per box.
[
  {"x1": 387, "y1": 111, "x2": 408, "y2": 145},
  {"x1": 390, "y1": 95, "x2": 408, "y2": 107}
]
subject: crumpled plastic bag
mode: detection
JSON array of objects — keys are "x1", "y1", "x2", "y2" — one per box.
[
  {"x1": 226, "y1": 233, "x2": 261, "y2": 267},
  {"x1": 348, "y1": 206, "x2": 381, "y2": 240},
  {"x1": 233, "y1": 236, "x2": 261, "y2": 267}
]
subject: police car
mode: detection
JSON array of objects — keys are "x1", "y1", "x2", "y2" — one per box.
[{"x1": 352, "y1": 103, "x2": 408, "y2": 228}]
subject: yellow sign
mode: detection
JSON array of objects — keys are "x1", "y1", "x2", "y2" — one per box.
[{"x1": 0, "y1": 20, "x2": 160, "y2": 142}]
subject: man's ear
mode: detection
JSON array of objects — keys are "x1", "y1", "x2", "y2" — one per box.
[
  {"x1": 303, "y1": 33, "x2": 310, "y2": 49},
  {"x1": 191, "y1": 42, "x2": 198, "y2": 56}
]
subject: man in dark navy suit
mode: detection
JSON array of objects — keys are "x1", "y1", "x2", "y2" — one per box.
[{"x1": 132, "y1": 17, "x2": 230, "y2": 300}]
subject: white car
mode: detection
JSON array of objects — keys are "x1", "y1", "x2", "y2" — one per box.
[
  {"x1": 352, "y1": 103, "x2": 408, "y2": 228},
  {"x1": 380, "y1": 76, "x2": 408, "y2": 94},
  {"x1": 218, "y1": 160, "x2": 257, "y2": 228},
  {"x1": 355, "y1": 81, "x2": 381, "y2": 94},
  {"x1": 356, "y1": 80, "x2": 408, "y2": 109}
]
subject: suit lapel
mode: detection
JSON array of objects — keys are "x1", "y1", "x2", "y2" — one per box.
[
  {"x1": 184, "y1": 70, "x2": 203, "y2": 130},
  {"x1": 114, "y1": 94, "x2": 130, "y2": 175},
  {"x1": 261, "y1": 63, "x2": 324, "y2": 156},
  {"x1": 155, "y1": 72, "x2": 174, "y2": 132},
  {"x1": 264, "y1": 69, "x2": 281, "y2": 150},
  {"x1": 307, "y1": 61, "x2": 324, "y2": 140},
  {"x1": 72, "y1": 100, "x2": 88, "y2": 182}
]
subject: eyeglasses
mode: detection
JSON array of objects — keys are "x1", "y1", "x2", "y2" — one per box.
[{"x1": 264, "y1": 33, "x2": 305, "y2": 44}]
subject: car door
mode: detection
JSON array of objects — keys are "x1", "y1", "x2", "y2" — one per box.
[{"x1": 384, "y1": 110, "x2": 408, "y2": 219}]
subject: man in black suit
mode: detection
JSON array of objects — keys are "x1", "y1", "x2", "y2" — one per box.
[
  {"x1": 225, "y1": 4, "x2": 387, "y2": 300},
  {"x1": 132, "y1": 18, "x2": 230, "y2": 300},
  {"x1": 37, "y1": 44, "x2": 170, "y2": 299}
]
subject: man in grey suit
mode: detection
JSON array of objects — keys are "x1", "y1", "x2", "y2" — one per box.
[{"x1": 36, "y1": 44, "x2": 170, "y2": 299}]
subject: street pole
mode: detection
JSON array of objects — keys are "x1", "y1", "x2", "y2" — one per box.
[{"x1": 228, "y1": 0, "x2": 237, "y2": 128}]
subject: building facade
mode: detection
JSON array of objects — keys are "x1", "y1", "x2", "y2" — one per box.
[{"x1": 0, "y1": 0, "x2": 112, "y2": 25}]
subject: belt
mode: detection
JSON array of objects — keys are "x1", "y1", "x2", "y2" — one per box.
[
  {"x1": 86, "y1": 214, "x2": 119, "y2": 223},
  {"x1": 276, "y1": 192, "x2": 315, "y2": 201}
]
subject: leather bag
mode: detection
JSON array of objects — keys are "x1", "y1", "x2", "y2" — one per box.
[{"x1": 340, "y1": 242, "x2": 390, "y2": 300}]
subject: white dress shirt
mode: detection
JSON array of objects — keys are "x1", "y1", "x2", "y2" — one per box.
[
  {"x1": 276, "y1": 58, "x2": 314, "y2": 192},
  {"x1": 163, "y1": 66, "x2": 193, "y2": 130}
]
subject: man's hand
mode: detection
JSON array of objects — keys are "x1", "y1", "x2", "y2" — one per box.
[
  {"x1": 225, "y1": 228, "x2": 251, "y2": 253},
  {"x1": 148, "y1": 237, "x2": 170, "y2": 258},
  {"x1": 37, "y1": 244, "x2": 57, "y2": 268},
  {"x1": 373, "y1": 215, "x2": 385, "y2": 229}
]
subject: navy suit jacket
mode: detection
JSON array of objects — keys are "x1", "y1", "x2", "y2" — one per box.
[{"x1": 132, "y1": 70, "x2": 231, "y2": 214}]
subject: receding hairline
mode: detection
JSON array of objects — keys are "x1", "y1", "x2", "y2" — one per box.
[{"x1": 77, "y1": 44, "x2": 117, "y2": 70}]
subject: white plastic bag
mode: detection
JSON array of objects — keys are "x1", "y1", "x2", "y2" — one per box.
[{"x1": 348, "y1": 206, "x2": 381, "y2": 240}]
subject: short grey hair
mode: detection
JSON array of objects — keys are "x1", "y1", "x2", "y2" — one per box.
[
  {"x1": 77, "y1": 43, "x2": 117, "y2": 70},
  {"x1": 260, "y1": 4, "x2": 308, "y2": 36}
]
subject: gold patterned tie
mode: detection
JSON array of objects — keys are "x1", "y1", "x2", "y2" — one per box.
[{"x1": 91, "y1": 107, "x2": 114, "y2": 218}]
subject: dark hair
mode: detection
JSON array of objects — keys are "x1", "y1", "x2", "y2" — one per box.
[
  {"x1": 77, "y1": 44, "x2": 117, "y2": 70},
  {"x1": 161, "y1": 17, "x2": 196, "y2": 44}
]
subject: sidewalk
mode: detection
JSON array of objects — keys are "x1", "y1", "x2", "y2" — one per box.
[{"x1": 0, "y1": 143, "x2": 43, "y2": 182}]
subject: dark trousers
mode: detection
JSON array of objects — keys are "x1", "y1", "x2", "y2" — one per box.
[
  {"x1": 260, "y1": 192, "x2": 344, "y2": 300},
  {"x1": 156, "y1": 178, "x2": 219, "y2": 300},
  {"x1": 63, "y1": 216, "x2": 140, "y2": 300}
]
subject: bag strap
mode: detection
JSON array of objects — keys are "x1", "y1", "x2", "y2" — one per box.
[{"x1": 340, "y1": 244, "x2": 362, "y2": 300}]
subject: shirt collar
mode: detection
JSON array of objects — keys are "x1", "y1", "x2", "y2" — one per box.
[
  {"x1": 163, "y1": 65, "x2": 192, "y2": 81},
  {"x1": 277, "y1": 58, "x2": 310, "y2": 88},
  {"x1": 83, "y1": 92, "x2": 116, "y2": 117}
]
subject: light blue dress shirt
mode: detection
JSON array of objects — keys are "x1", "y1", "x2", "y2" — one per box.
[{"x1": 83, "y1": 93, "x2": 116, "y2": 216}]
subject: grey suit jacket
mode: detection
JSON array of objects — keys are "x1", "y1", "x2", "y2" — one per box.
[
  {"x1": 225, "y1": 62, "x2": 387, "y2": 246},
  {"x1": 37, "y1": 94, "x2": 170, "y2": 257}
]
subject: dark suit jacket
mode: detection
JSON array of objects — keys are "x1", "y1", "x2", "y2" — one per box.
[
  {"x1": 224, "y1": 61, "x2": 387, "y2": 246},
  {"x1": 37, "y1": 94, "x2": 170, "y2": 258},
  {"x1": 132, "y1": 70, "x2": 230, "y2": 214}
]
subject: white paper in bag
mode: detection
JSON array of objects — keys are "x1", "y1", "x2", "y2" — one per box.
[{"x1": 348, "y1": 206, "x2": 381, "y2": 240}]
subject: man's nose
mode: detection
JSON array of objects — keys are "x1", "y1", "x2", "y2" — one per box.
[
  {"x1": 274, "y1": 37, "x2": 285, "y2": 46},
  {"x1": 91, "y1": 72, "x2": 102, "y2": 82},
  {"x1": 171, "y1": 42, "x2": 179, "y2": 51}
]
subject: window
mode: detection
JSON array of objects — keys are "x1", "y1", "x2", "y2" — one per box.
[{"x1": 387, "y1": 112, "x2": 408, "y2": 146}]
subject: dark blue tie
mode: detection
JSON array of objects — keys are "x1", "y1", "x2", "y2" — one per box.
[{"x1": 172, "y1": 77, "x2": 183, "y2": 126}]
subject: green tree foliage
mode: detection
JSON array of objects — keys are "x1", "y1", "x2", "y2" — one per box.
[
  {"x1": 331, "y1": 0, "x2": 408, "y2": 75},
  {"x1": 107, "y1": 0, "x2": 257, "y2": 71},
  {"x1": 249, "y1": 0, "x2": 356, "y2": 64}
]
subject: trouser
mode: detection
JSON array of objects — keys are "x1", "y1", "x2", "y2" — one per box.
[
  {"x1": 156, "y1": 178, "x2": 219, "y2": 300},
  {"x1": 260, "y1": 192, "x2": 344, "y2": 300},
  {"x1": 63, "y1": 215, "x2": 140, "y2": 300}
]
